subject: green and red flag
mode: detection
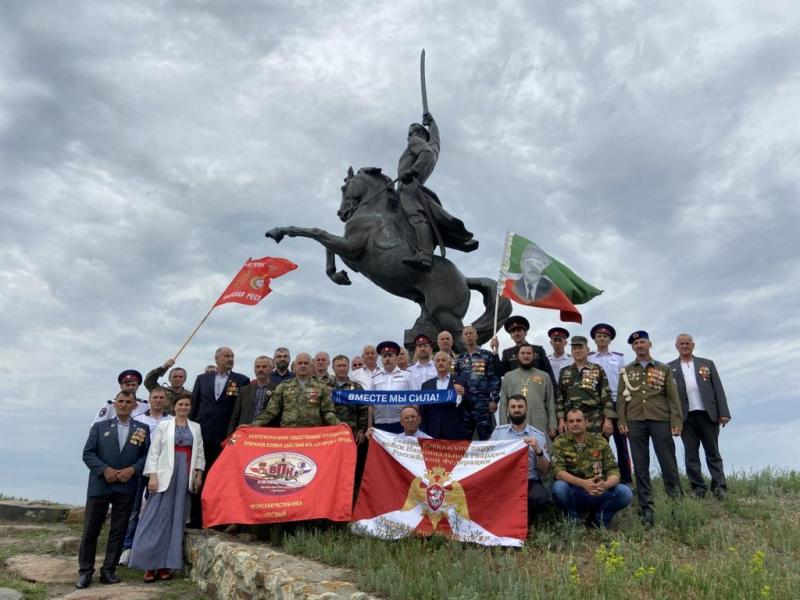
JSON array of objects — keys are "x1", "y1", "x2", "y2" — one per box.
[{"x1": 499, "y1": 232, "x2": 602, "y2": 323}]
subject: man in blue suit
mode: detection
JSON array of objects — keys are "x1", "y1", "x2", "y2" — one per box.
[
  {"x1": 189, "y1": 346, "x2": 250, "y2": 526},
  {"x1": 420, "y1": 352, "x2": 473, "y2": 440},
  {"x1": 668, "y1": 334, "x2": 731, "y2": 499},
  {"x1": 77, "y1": 391, "x2": 150, "y2": 589}
]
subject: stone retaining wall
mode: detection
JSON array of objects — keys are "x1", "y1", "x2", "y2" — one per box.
[{"x1": 184, "y1": 530, "x2": 376, "y2": 600}]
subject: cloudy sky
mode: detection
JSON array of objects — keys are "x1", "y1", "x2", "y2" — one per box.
[{"x1": 2, "y1": 1, "x2": 798, "y2": 504}]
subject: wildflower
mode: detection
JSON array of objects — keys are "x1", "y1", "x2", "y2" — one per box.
[
  {"x1": 750, "y1": 549, "x2": 766, "y2": 574},
  {"x1": 569, "y1": 563, "x2": 580, "y2": 584},
  {"x1": 760, "y1": 585, "x2": 771, "y2": 598}
]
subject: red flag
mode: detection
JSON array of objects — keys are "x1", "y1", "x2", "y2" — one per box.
[
  {"x1": 213, "y1": 256, "x2": 297, "y2": 308},
  {"x1": 352, "y1": 430, "x2": 529, "y2": 546},
  {"x1": 201, "y1": 426, "x2": 356, "y2": 528}
]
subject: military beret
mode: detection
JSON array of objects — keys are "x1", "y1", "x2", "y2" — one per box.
[
  {"x1": 590, "y1": 323, "x2": 616, "y2": 340},
  {"x1": 118, "y1": 369, "x2": 143, "y2": 385},
  {"x1": 376, "y1": 340, "x2": 401, "y2": 355},
  {"x1": 570, "y1": 335, "x2": 589, "y2": 346},
  {"x1": 548, "y1": 327, "x2": 569, "y2": 340},
  {"x1": 414, "y1": 334, "x2": 433, "y2": 346},
  {"x1": 503, "y1": 315, "x2": 530, "y2": 333},
  {"x1": 627, "y1": 330, "x2": 649, "y2": 344}
]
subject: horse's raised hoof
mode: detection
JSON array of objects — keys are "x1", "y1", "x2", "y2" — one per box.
[
  {"x1": 331, "y1": 271, "x2": 352, "y2": 286},
  {"x1": 265, "y1": 228, "x2": 284, "y2": 243}
]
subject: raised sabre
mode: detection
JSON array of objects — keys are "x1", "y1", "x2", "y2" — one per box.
[{"x1": 420, "y1": 48, "x2": 428, "y2": 116}]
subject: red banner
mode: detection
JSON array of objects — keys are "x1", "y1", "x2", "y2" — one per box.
[
  {"x1": 202, "y1": 425, "x2": 356, "y2": 527},
  {"x1": 352, "y1": 430, "x2": 529, "y2": 546},
  {"x1": 213, "y1": 256, "x2": 297, "y2": 308}
]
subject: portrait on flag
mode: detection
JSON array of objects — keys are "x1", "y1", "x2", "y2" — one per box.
[
  {"x1": 352, "y1": 430, "x2": 529, "y2": 547},
  {"x1": 201, "y1": 425, "x2": 356, "y2": 528},
  {"x1": 500, "y1": 233, "x2": 602, "y2": 323}
]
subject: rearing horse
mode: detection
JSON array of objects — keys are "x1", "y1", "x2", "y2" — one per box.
[{"x1": 265, "y1": 166, "x2": 511, "y2": 347}]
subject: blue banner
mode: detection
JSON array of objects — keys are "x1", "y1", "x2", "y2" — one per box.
[{"x1": 332, "y1": 388, "x2": 457, "y2": 405}]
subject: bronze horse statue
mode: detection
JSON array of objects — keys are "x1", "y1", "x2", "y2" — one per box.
[{"x1": 266, "y1": 166, "x2": 511, "y2": 349}]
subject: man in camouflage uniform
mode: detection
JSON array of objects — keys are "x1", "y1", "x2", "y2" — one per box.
[
  {"x1": 329, "y1": 355, "x2": 368, "y2": 498},
  {"x1": 252, "y1": 353, "x2": 339, "y2": 428},
  {"x1": 551, "y1": 408, "x2": 633, "y2": 528},
  {"x1": 456, "y1": 325, "x2": 500, "y2": 440},
  {"x1": 143, "y1": 358, "x2": 190, "y2": 414},
  {"x1": 557, "y1": 336, "x2": 615, "y2": 437},
  {"x1": 617, "y1": 331, "x2": 683, "y2": 528},
  {"x1": 313, "y1": 351, "x2": 334, "y2": 386}
]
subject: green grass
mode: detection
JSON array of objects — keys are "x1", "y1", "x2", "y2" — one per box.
[{"x1": 275, "y1": 470, "x2": 800, "y2": 600}]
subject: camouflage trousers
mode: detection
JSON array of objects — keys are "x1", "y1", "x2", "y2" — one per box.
[{"x1": 465, "y1": 396, "x2": 496, "y2": 441}]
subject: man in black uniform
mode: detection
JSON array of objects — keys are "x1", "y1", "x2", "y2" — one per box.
[{"x1": 490, "y1": 315, "x2": 556, "y2": 387}]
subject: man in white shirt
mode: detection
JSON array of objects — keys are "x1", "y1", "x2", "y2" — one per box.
[
  {"x1": 668, "y1": 334, "x2": 731, "y2": 499},
  {"x1": 351, "y1": 344, "x2": 381, "y2": 391},
  {"x1": 408, "y1": 334, "x2": 436, "y2": 388},
  {"x1": 369, "y1": 341, "x2": 416, "y2": 433}
]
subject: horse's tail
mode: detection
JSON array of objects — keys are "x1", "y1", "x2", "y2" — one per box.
[{"x1": 466, "y1": 277, "x2": 512, "y2": 346}]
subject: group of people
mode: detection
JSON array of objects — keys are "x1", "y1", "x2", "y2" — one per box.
[{"x1": 76, "y1": 316, "x2": 731, "y2": 588}]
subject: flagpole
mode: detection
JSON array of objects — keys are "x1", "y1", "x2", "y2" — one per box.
[
  {"x1": 172, "y1": 303, "x2": 217, "y2": 362},
  {"x1": 492, "y1": 231, "x2": 513, "y2": 354}
]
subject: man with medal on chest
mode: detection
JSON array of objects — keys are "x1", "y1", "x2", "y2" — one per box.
[
  {"x1": 557, "y1": 336, "x2": 615, "y2": 438},
  {"x1": 455, "y1": 325, "x2": 501, "y2": 440},
  {"x1": 617, "y1": 331, "x2": 683, "y2": 528}
]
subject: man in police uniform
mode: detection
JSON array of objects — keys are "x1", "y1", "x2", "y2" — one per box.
[
  {"x1": 499, "y1": 343, "x2": 557, "y2": 438},
  {"x1": 368, "y1": 341, "x2": 416, "y2": 433},
  {"x1": 408, "y1": 334, "x2": 437, "y2": 388},
  {"x1": 143, "y1": 358, "x2": 189, "y2": 414},
  {"x1": 588, "y1": 323, "x2": 632, "y2": 485},
  {"x1": 551, "y1": 408, "x2": 633, "y2": 529},
  {"x1": 491, "y1": 316, "x2": 557, "y2": 389},
  {"x1": 617, "y1": 331, "x2": 683, "y2": 527},
  {"x1": 456, "y1": 325, "x2": 500, "y2": 440},
  {"x1": 93, "y1": 370, "x2": 149, "y2": 424},
  {"x1": 557, "y1": 336, "x2": 615, "y2": 437},
  {"x1": 547, "y1": 327, "x2": 574, "y2": 382},
  {"x1": 490, "y1": 395, "x2": 550, "y2": 523},
  {"x1": 252, "y1": 352, "x2": 339, "y2": 428}
]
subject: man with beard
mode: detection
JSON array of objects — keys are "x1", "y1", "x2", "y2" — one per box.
[
  {"x1": 408, "y1": 334, "x2": 436, "y2": 388},
  {"x1": 551, "y1": 409, "x2": 632, "y2": 529},
  {"x1": 456, "y1": 325, "x2": 500, "y2": 440},
  {"x1": 252, "y1": 353, "x2": 339, "y2": 427},
  {"x1": 270, "y1": 347, "x2": 294, "y2": 386},
  {"x1": 491, "y1": 395, "x2": 550, "y2": 523},
  {"x1": 499, "y1": 343, "x2": 557, "y2": 438},
  {"x1": 227, "y1": 356, "x2": 275, "y2": 435},
  {"x1": 618, "y1": 331, "x2": 683, "y2": 528},
  {"x1": 369, "y1": 341, "x2": 416, "y2": 433},
  {"x1": 490, "y1": 316, "x2": 556, "y2": 389},
  {"x1": 144, "y1": 359, "x2": 190, "y2": 414}
]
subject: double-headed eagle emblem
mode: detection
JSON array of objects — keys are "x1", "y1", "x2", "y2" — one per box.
[{"x1": 402, "y1": 466, "x2": 469, "y2": 529}]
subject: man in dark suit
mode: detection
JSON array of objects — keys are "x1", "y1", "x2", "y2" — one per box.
[
  {"x1": 420, "y1": 352, "x2": 473, "y2": 440},
  {"x1": 77, "y1": 391, "x2": 150, "y2": 589},
  {"x1": 668, "y1": 334, "x2": 731, "y2": 499},
  {"x1": 227, "y1": 355, "x2": 274, "y2": 435},
  {"x1": 189, "y1": 346, "x2": 250, "y2": 525}
]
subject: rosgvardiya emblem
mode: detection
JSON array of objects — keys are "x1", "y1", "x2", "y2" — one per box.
[{"x1": 402, "y1": 466, "x2": 469, "y2": 529}]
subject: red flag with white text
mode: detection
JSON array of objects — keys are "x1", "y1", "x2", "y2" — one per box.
[
  {"x1": 352, "y1": 430, "x2": 528, "y2": 546},
  {"x1": 202, "y1": 425, "x2": 355, "y2": 527},
  {"x1": 213, "y1": 256, "x2": 297, "y2": 307}
]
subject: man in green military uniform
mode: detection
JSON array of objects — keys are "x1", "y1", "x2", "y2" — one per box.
[
  {"x1": 329, "y1": 355, "x2": 368, "y2": 499},
  {"x1": 617, "y1": 331, "x2": 683, "y2": 528},
  {"x1": 252, "y1": 353, "x2": 339, "y2": 428},
  {"x1": 557, "y1": 336, "x2": 615, "y2": 437},
  {"x1": 143, "y1": 358, "x2": 190, "y2": 414},
  {"x1": 551, "y1": 408, "x2": 633, "y2": 528}
]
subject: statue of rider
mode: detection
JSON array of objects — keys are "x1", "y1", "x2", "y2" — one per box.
[{"x1": 397, "y1": 113, "x2": 477, "y2": 269}]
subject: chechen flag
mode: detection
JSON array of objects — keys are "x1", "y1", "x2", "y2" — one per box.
[
  {"x1": 214, "y1": 256, "x2": 297, "y2": 307},
  {"x1": 499, "y1": 232, "x2": 602, "y2": 323},
  {"x1": 352, "y1": 430, "x2": 529, "y2": 547}
]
